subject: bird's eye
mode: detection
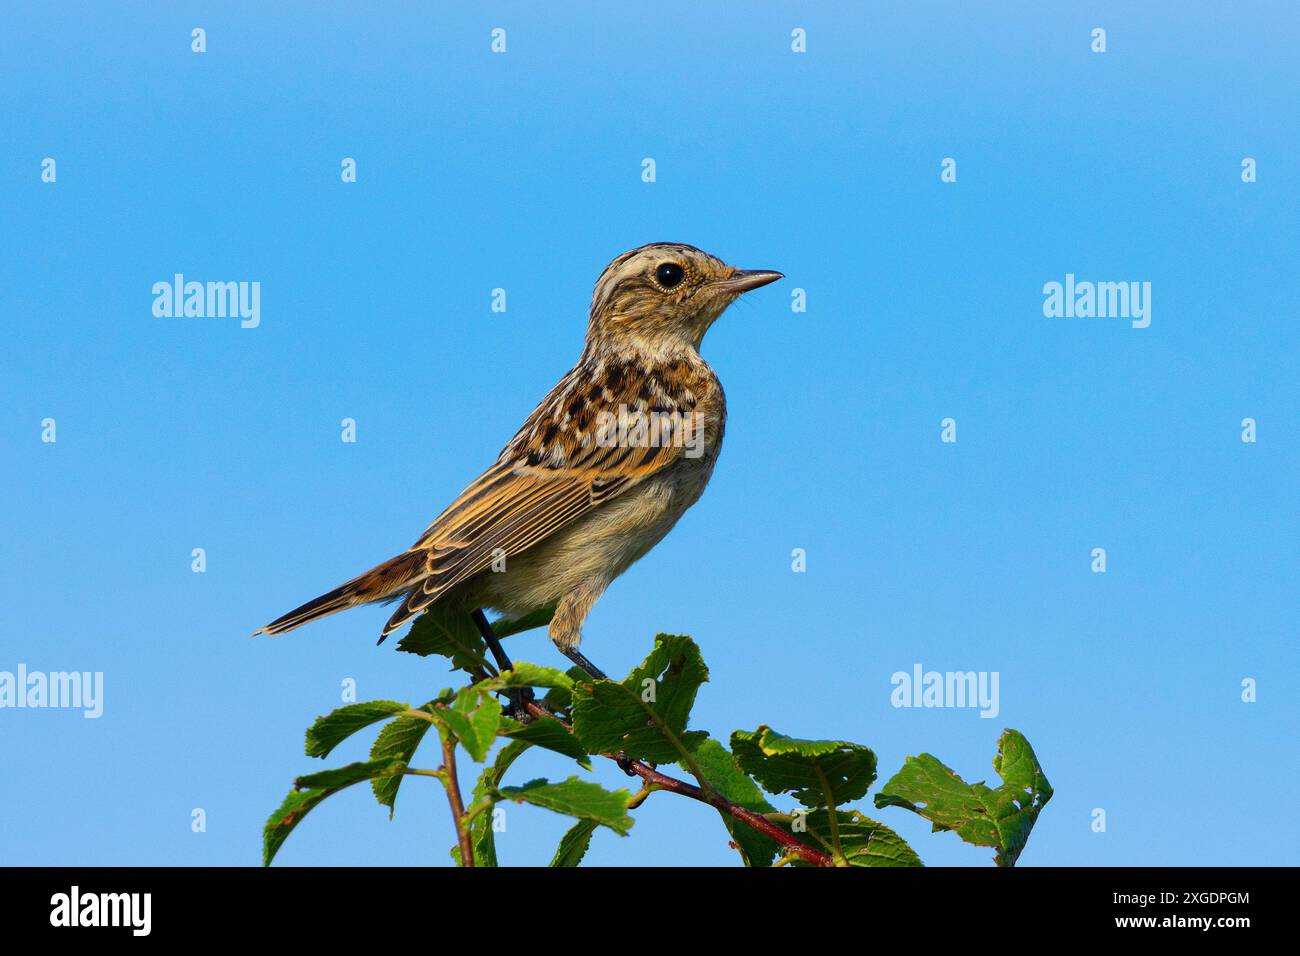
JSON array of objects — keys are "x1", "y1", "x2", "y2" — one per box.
[{"x1": 655, "y1": 263, "x2": 685, "y2": 289}]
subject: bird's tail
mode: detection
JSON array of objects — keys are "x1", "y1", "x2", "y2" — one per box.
[{"x1": 253, "y1": 550, "x2": 427, "y2": 637}]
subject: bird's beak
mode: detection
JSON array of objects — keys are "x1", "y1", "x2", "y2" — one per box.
[{"x1": 716, "y1": 269, "x2": 784, "y2": 294}]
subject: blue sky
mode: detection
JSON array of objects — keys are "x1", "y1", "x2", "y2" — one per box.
[{"x1": 2, "y1": 1, "x2": 1296, "y2": 867}]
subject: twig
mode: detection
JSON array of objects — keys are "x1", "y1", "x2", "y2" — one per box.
[
  {"x1": 522, "y1": 699, "x2": 833, "y2": 867},
  {"x1": 440, "y1": 731, "x2": 474, "y2": 867},
  {"x1": 443, "y1": 631, "x2": 834, "y2": 866}
]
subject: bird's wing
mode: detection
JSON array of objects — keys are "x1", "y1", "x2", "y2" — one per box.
[{"x1": 380, "y1": 362, "x2": 707, "y2": 636}]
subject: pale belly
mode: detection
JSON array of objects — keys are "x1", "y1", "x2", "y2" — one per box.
[{"x1": 469, "y1": 450, "x2": 718, "y2": 617}]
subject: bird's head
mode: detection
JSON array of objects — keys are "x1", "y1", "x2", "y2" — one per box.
[{"x1": 585, "y1": 243, "x2": 782, "y2": 355}]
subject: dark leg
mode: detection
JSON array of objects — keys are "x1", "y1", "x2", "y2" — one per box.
[
  {"x1": 471, "y1": 608, "x2": 515, "y2": 673},
  {"x1": 559, "y1": 646, "x2": 637, "y2": 775},
  {"x1": 471, "y1": 609, "x2": 534, "y2": 721},
  {"x1": 561, "y1": 646, "x2": 609, "y2": 681}
]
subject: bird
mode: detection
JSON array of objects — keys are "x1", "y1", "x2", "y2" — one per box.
[{"x1": 254, "y1": 242, "x2": 782, "y2": 685}]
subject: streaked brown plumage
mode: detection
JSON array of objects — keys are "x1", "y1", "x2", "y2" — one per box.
[{"x1": 254, "y1": 243, "x2": 781, "y2": 661}]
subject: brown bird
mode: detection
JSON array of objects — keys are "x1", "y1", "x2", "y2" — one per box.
[{"x1": 255, "y1": 243, "x2": 781, "y2": 685}]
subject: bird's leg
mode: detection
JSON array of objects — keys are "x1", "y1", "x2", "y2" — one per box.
[
  {"x1": 559, "y1": 646, "x2": 641, "y2": 776},
  {"x1": 561, "y1": 646, "x2": 609, "y2": 681},
  {"x1": 471, "y1": 609, "x2": 534, "y2": 721}
]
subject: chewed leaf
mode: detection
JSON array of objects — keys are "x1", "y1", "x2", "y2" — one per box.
[
  {"x1": 730, "y1": 725, "x2": 876, "y2": 808},
  {"x1": 873, "y1": 728, "x2": 1053, "y2": 866},
  {"x1": 571, "y1": 634, "x2": 709, "y2": 763}
]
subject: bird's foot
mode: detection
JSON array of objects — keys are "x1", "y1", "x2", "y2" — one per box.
[{"x1": 501, "y1": 686, "x2": 536, "y2": 723}]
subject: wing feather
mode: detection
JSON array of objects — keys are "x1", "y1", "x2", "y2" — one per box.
[{"x1": 402, "y1": 355, "x2": 716, "y2": 606}]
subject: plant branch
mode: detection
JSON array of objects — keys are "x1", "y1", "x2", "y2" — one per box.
[
  {"x1": 521, "y1": 699, "x2": 833, "y2": 867},
  {"x1": 439, "y1": 731, "x2": 474, "y2": 867}
]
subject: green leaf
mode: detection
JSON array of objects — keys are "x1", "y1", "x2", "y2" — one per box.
[
  {"x1": 293, "y1": 758, "x2": 405, "y2": 791},
  {"x1": 873, "y1": 728, "x2": 1053, "y2": 867},
  {"x1": 487, "y1": 662, "x2": 574, "y2": 691},
  {"x1": 550, "y1": 819, "x2": 599, "y2": 866},
  {"x1": 571, "y1": 634, "x2": 709, "y2": 763},
  {"x1": 685, "y1": 739, "x2": 780, "y2": 867},
  {"x1": 464, "y1": 740, "x2": 532, "y2": 867},
  {"x1": 369, "y1": 700, "x2": 444, "y2": 815},
  {"x1": 264, "y1": 758, "x2": 405, "y2": 865},
  {"x1": 439, "y1": 686, "x2": 502, "y2": 763},
  {"x1": 490, "y1": 606, "x2": 555, "y2": 640},
  {"x1": 730, "y1": 726, "x2": 877, "y2": 808},
  {"x1": 500, "y1": 715, "x2": 592, "y2": 769},
  {"x1": 263, "y1": 789, "x2": 330, "y2": 867},
  {"x1": 541, "y1": 667, "x2": 587, "y2": 714},
  {"x1": 304, "y1": 700, "x2": 409, "y2": 759},
  {"x1": 795, "y1": 809, "x2": 922, "y2": 867},
  {"x1": 497, "y1": 777, "x2": 634, "y2": 835},
  {"x1": 396, "y1": 602, "x2": 490, "y2": 674}
]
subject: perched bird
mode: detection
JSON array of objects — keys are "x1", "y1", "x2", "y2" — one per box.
[{"x1": 255, "y1": 243, "x2": 781, "y2": 681}]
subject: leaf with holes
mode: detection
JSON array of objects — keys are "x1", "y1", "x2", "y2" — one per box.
[
  {"x1": 873, "y1": 728, "x2": 1053, "y2": 867},
  {"x1": 730, "y1": 726, "x2": 877, "y2": 809},
  {"x1": 571, "y1": 634, "x2": 709, "y2": 763}
]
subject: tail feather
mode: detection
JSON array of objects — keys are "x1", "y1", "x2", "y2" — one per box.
[
  {"x1": 253, "y1": 551, "x2": 427, "y2": 637},
  {"x1": 378, "y1": 586, "x2": 441, "y2": 644}
]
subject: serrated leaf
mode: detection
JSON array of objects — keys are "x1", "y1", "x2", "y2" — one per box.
[
  {"x1": 541, "y1": 666, "x2": 586, "y2": 713},
  {"x1": 459, "y1": 739, "x2": 533, "y2": 867},
  {"x1": 550, "y1": 819, "x2": 599, "y2": 866},
  {"x1": 439, "y1": 686, "x2": 502, "y2": 763},
  {"x1": 395, "y1": 602, "x2": 490, "y2": 674},
  {"x1": 487, "y1": 662, "x2": 574, "y2": 691},
  {"x1": 294, "y1": 758, "x2": 405, "y2": 791},
  {"x1": 305, "y1": 700, "x2": 409, "y2": 759},
  {"x1": 265, "y1": 758, "x2": 405, "y2": 865},
  {"x1": 685, "y1": 739, "x2": 780, "y2": 867},
  {"x1": 370, "y1": 701, "x2": 441, "y2": 815},
  {"x1": 500, "y1": 715, "x2": 592, "y2": 769},
  {"x1": 873, "y1": 728, "x2": 1053, "y2": 867},
  {"x1": 794, "y1": 809, "x2": 922, "y2": 867},
  {"x1": 497, "y1": 777, "x2": 634, "y2": 835},
  {"x1": 730, "y1": 726, "x2": 877, "y2": 808},
  {"x1": 571, "y1": 634, "x2": 709, "y2": 763},
  {"x1": 263, "y1": 789, "x2": 330, "y2": 867}
]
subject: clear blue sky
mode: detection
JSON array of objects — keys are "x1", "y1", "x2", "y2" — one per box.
[{"x1": 2, "y1": 1, "x2": 1296, "y2": 867}]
